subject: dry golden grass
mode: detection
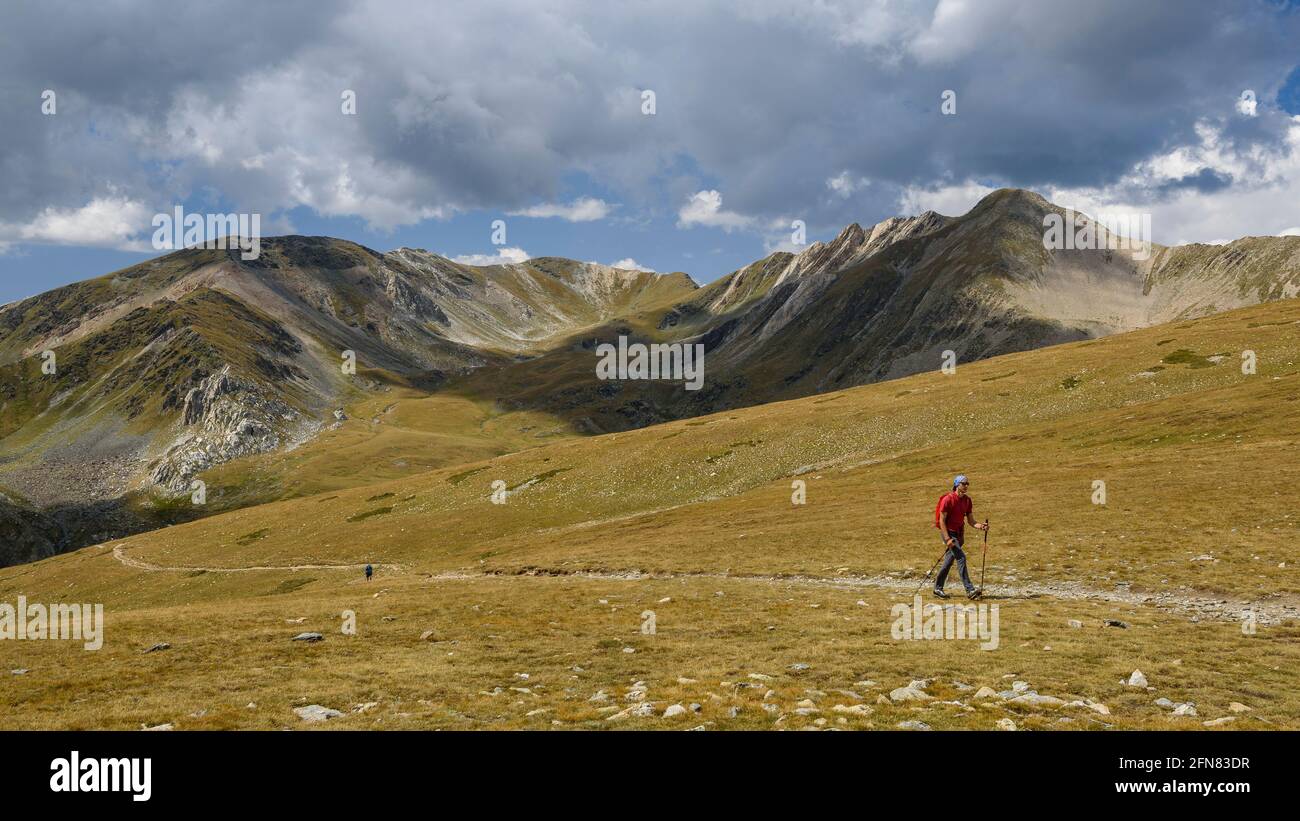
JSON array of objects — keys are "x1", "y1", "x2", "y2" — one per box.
[
  {"x1": 195, "y1": 387, "x2": 578, "y2": 511},
  {"x1": 2, "y1": 297, "x2": 1299, "y2": 729},
  {"x1": 1, "y1": 572, "x2": 1293, "y2": 730}
]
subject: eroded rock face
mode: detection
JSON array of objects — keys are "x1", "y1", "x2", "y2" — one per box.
[
  {"x1": 384, "y1": 269, "x2": 449, "y2": 324},
  {"x1": 149, "y1": 366, "x2": 306, "y2": 492},
  {"x1": 180, "y1": 367, "x2": 233, "y2": 426}
]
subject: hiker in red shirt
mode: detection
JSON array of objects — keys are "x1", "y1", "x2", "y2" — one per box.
[{"x1": 933, "y1": 474, "x2": 988, "y2": 599}]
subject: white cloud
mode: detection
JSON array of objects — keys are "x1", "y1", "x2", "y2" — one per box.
[
  {"x1": 676, "y1": 190, "x2": 754, "y2": 231},
  {"x1": 757, "y1": 217, "x2": 808, "y2": 255},
  {"x1": 508, "y1": 198, "x2": 612, "y2": 222},
  {"x1": 0, "y1": 196, "x2": 152, "y2": 251},
  {"x1": 763, "y1": 236, "x2": 802, "y2": 255},
  {"x1": 310, "y1": 163, "x2": 450, "y2": 230},
  {"x1": 1041, "y1": 118, "x2": 1300, "y2": 245},
  {"x1": 826, "y1": 171, "x2": 869, "y2": 199},
  {"x1": 607, "y1": 257, "x2": 654, "y2": 272},
  {"x1": 898, "y1": 181, "x2": 997, "y2": 217},
  {"x1": 452, "y1": 246, "x2": 531, "y2": 266},
  {"x1": 908, "y1": 0, "x2": 1002, "y2": 65},
  {"x1": 895, "y1": 117, "x2": 1300, "y2": 246},
  {"x1": 2, "y1": 0, "x2": 1299, "y2": 259}
]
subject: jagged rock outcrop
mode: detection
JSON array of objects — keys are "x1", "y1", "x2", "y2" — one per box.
[
  {"x1": 150, "y1": 366, "x2": 305, "y2": 492},
  {"x1": 181, "y1": 366, "x2": 234, "y2": 425},
  {"x1": 663, "y1": 188, "x2": 1300, "y2": 396},
  {"x1": 384, "y1": 269, "x2": 449, "y2": 324}
]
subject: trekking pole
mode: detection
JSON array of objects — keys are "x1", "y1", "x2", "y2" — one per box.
[
  {"x1": 914, "y1": 542, "x2": 949, "y2": 595},
  {"x1": 978, "y1": 518, "x2": 989, "y2": 593}
]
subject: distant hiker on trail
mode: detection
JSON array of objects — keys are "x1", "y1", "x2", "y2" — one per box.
[
  {"x1": 932, "y1": 474, "x2": 988, "y2": 600},
  {"x1": 365, "y1": 564, "x2": 373, "y2": 581}
]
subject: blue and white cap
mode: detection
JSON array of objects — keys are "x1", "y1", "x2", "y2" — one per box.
[{"x1": 953, "y1": 474, "x2": 968, "y2": 489}]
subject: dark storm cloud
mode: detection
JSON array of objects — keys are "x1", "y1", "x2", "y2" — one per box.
[
  {"x1": 0, "y1": 0, "x2": 1297, "y2": 245},
  {"x1": 1155, "y1": 168, "x2": 1235, "y2": 197},
  {"x1": 0, "y1": 1, "x2": 348, "y2": 219}
]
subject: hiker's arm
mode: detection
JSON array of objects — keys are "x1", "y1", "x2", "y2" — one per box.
[
  {"x1": 937, "y1": 500, "x2": 952, "y2": 544},
  {"x1": 966, "y1": 511, "x2": 987, "y2": 530}
]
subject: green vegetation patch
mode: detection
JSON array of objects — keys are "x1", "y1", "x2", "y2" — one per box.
[
  {"x1": 1161, "y1": 348, "x2": 1215, "y2": 368},
  {"x1": 235, "y1": 528, "x2": 270, "y2": 546},
  {"x1": 265, "y1": 577, "x2": 316, "y2": 595},
  {"x1": 508, "y1": 468, "x2": 570, "y2": 491},
  {"x1": 446, "y1": 466, "x2": 489, "y2": 486},
  {"x1": 347, "y1": 506, "x2": 394, "y2": 522}
]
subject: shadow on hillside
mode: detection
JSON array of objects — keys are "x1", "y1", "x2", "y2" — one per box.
[{"x1": 434, "y1": 312, "x2": 1088, "y2": 437}]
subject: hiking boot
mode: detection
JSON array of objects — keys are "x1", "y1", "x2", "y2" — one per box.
[
  {"x1": 967, "y1": 588, "x2": 983, "y2": 600},
  {"x1": 932, "y1": 589, "x2": 950, "y2": 599}
]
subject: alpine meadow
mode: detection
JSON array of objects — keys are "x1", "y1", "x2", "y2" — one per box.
[{"x1": 2, "y1": 0, "x2": 1299, "y2": 804}]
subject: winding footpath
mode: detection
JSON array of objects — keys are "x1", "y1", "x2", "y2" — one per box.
[
  {"x1": 107, "y1": 544, "x2": 1297, "y2": 626},
  {"x1": 110, "y1": 544, "x2": 401, "y2": 574}
]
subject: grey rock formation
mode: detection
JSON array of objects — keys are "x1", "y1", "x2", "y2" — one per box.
[{"x1": 150, "y1": 366, "x2": 306, "y2": 493}]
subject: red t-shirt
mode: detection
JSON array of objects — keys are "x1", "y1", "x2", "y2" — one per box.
[{"x1": 936, "y1": 491, "x2": 972, "y2": 538}]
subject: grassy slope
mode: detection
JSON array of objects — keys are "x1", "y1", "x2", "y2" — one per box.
[
  {"x1": 1, "y1": 297, "x2": 1298, "y2": 729},
  {"x1": 192, "y1": 386, "x2": 581, "y2": 512}
]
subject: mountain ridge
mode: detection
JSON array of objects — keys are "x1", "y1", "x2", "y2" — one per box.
[{"x1": 1, "y1": 187, "x2": 1298, "y2": 563}]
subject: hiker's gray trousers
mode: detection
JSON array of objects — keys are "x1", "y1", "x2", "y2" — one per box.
[{"x1": 935, "y1": 534, "x2": 975, "y2": 592}]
